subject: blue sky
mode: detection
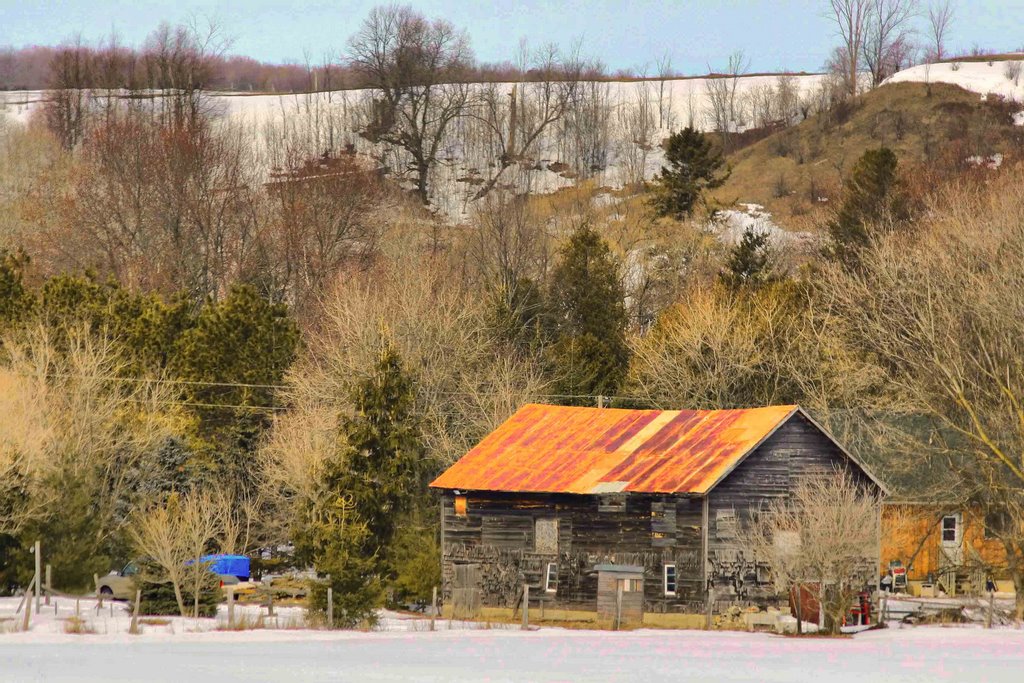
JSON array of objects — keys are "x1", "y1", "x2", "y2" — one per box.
[{"x1": 2, "y1": 1, "x2": 1022, "y2": 74}]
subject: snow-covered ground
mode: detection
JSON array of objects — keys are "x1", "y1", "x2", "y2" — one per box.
[
  {"x1": 1, "y1": 619, "x2": 1023, "y2": 682},
  {"x1": 2, "y1": 596, "x2": 1023, "y2": 681},
  {"x1": 886, "y1": 58, "x2": 1024, "y2": 102}
]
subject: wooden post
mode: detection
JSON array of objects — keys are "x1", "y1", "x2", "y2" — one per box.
[
  {"x1": 796, "y1": 585, "x2": 803, "y2": 635},
  {"x1": 75, "y1": 597, "x2": 80, "y2": 618},
  {"x1": 614, "y1": 580, "x2": 624, "y2": 631},
  {"x1": 34, "y1": 540, "x2": 41, "y2": 613},
  {"x1": 597, "y1": 395, "x2": 605, "y2": 409},
  {"x1": 266, "y1": 592, "x2": 275, "y2": 617},
  {"x1": 94, "y1": 573, "x2": 103, "y2": 611},
  {"x1": 21, "y1": 586, "x2": 32, "y2": 631},
  {"x1": 430, "y1": 586, "x2": 437, "y2": 632},
  {"x1": 326, "y1": 587, "x2": 334, "y2": 629},
  {"x1": 879, "y1": 592, "x2": 888, "y2": 626},
  {"x1": 705, "y1": 586, "x2": 715, "y2": 630},
  {"x1": 129, "y1": 589, "x2": 142, "y2": 635},
  {"x1": 227, "y1": 586, "x2": 235, "y2": 629},
  {"x1": 521, "y1": 584, "x2": 529, "y2": 630},
  {"x1": 44, "y1": 564, "x2": 51, "y2": 607},
  {"x1": 986, "y1": 590, "x2": 994, "y2": 629}
]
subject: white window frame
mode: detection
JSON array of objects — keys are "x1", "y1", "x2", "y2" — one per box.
[
  {"x1": 544, "y1": 562, "x2": 558, "y2": 594},
  {"x1": 663, "y1": 563, "x2": 677, "y2": 597}
]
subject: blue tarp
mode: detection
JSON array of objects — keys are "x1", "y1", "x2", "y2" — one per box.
[{"x1": 189, "y1": 554, "x2": 250, "y2": 580}]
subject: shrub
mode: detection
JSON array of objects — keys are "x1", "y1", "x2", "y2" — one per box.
[
  {"x1": 133, "y1": 564, "x2": 223, "y2": 618},
  {"x1": 1004, "y1": 61, "x2": 1022, "y2": 85}
]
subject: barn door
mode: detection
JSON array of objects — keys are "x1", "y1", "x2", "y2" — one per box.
[{"x1": 452, "y1": 563, "x2": 481, "y2": 618}]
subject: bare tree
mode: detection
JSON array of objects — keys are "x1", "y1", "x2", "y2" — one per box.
[
  {"x1": 926, "y1": 0, "x2": 956, "y2": 61},
  {"x1": 827, "y1": 0, "x2": 873, "y2": 97},
  {"x1": 656, "y1": 50, "x2": 674, "y2": 129},
  {"x1": 704, "y1": 51, "x2": 749, "y2": 146},
  {"x1": 617, "y1": 74, "x2": 656, "y2": 186},
  {"x1": 44, "y1": 37, "x2": 92, "y2": 150},
  {"x1": 864, "y1": 0, "x2": 919, "y2": 87},
  {"x1": 0, "y1": 324, "x2": 181, "y2": 561},
  {"x1": 347, "y1": 4, "x2": 474, "y2": 204},
  {"x1": 466, "y1": 41, "x2": 578, "y2": 199},
  {"x1": 130, "y1": 491, "x2": 220, "y2": 618},
  {"x1": 742, "y1": 471, "x2": 881, "y2": 634}
]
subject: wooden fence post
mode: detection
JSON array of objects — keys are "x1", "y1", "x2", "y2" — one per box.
[
  {"x1": 326, "y1": 587, "x2": 333, "y2": 629},
  {"x1": 705, "y1": 586, "x2": 715, "y2": 630},
  {"x1": 227, "y1": 586, "x2": 235, "y2": 629},
  {"x1": 986, "y1": 591, "x2": 994, "y2": 629},
  {"x1": 796, "y1": 586, "x2": 803, "y2": 635},
  {"x1": 21, "y1": 587, "x2": 32, "y2": 631},
  {"x1": 614, "y1": 580, "x2": 623, "y2": 631},
  {"x1": 44, "y1": 564, "x2": 51, "y2": 607},
  {"x1": 34, "y1": 540, "x2": 41, "y2": 613},
  {"x1": 521, "y1": 585, "x2": 529, "y2": 630},
  {"x1": 94, "y1": 573, "x2": 103, "y2": 611},
  {"x1": 130, "y1": 589, "x2": 142, "y2": 635},
  {"x1": 430, "y1": 586, "x2": 437, "y2": 632},
  {"x1": 266, "y1": 592, "x2": 275, "y2": 617}
]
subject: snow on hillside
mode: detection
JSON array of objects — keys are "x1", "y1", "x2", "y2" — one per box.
[
  {"x1": 0, "y1": 74, "x2": 825, "y2": 221},
  {"x1": 886, "y1": 59, "x2": 1024, "y2": 103}
]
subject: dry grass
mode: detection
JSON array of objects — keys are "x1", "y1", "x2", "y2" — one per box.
[
  {"x1": 62, "y1": 616, "x2": 97, "y2": 634},
  {"x1": 139, "y1": 617, "x2": 171, "y2": 626},
  {"x1": 709, "y1": 81, "x2": 1023, "y2": 231}
]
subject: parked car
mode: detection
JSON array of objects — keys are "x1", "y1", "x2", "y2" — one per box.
[
  {"x1": 96, "y1": 555, "x2": 251, "y2": 600},
  {"x1": 96, "y1": 562, "x2": 140, "y2": 600}
]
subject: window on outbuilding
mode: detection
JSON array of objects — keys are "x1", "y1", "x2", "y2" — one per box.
[
  {"x1": 454, "y1": 495, "x2": 467, "y2": 517},
  {"x1": 535, "y1": 518, "x2": 558, "y2": 554},
  {"x1": 941, "y1": 515, "x2": 959, "y2": 543},
  {"x1": 984, "y1": 510, "x2": 1010, "y2": 540},
  {"x1": 663, "y1": 564, "x2": 677, "y2": 596},
  {"x1": 544, "y1": 562, "x2": 558, "y2": 593}
]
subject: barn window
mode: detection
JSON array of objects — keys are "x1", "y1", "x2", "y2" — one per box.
[
  {"x1": 535, "y1": 518, "x2": 558, "y2": 554},
  {"x1": 454, "y1": 495, "x2": 467, "y2": 517},
  {"x1": 544, "y1": 562, "x2": 558, "y2": 593},
  {"x1": 621, "y1": 578, "x2": 641, "y2": 592},
  {"x1": 663, "y1": 564, "x2": 677, "y2": 596},
  {"x1": 984, "y1": 510, "x2": 1010, "y2": 540},
  {"x1": 941, "y1": 515, "x2": 959, "y2": 543}
]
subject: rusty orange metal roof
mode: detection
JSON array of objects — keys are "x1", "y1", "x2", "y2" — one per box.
[{"x1": 430, "y1": 403, "x2": 800, "y2": 495}]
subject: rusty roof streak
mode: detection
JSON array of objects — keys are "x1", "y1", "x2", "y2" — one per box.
[{"x1": 430, "y1": 403, "x2": 799, "y2": 495}]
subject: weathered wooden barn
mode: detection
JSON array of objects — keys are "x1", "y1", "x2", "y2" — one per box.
[{"x1": 430, "y1": 403, "x2": 886, "y2": 616}]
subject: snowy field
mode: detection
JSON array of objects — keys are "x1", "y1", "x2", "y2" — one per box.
[
  {"x1": 1, "y1": 622, "x2": 1023, "y2": 682},
  {"x1": 2, "y1": 597, "x2": 1024, "y2": 682}
]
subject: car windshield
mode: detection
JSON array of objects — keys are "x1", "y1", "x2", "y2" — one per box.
[{"x1": 122, "y1": 563, "x2": 139, "y2": 576}]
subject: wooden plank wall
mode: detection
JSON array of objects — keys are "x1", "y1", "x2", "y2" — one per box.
[
  {"x1": 442, "y1": 491, "x2": 704, "y2": 612},
  {"x1": 706, "y1": 412, "x2": 880, "y2": 599}
]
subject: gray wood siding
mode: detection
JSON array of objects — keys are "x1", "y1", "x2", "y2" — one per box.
[
  {"x1": 441, "y1": 491, "x2": 704, "y2": 612},
  {"x1": 706, "y1": 411, "x2": 877, "y2": 599}
]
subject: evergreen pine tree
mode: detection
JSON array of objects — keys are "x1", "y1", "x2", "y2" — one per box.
[
  {"x1": 827, "y1": 147, "x2": 910, "y2": 268},
  {"x1": 548, "y1": 225, "x2": 629, "y2": 403},
  {"x1": 650, "y1": 127, "x2": 729, "y2": 219},
  {"x1": 720, "y1": 228, "x2": 777, "y2": 291},
  {"x1": 329, "y1": 339, "x2": 427, "y2": 566},
  {"x1": 305, "y1": 495, "x2": 383, "y2": 628}
]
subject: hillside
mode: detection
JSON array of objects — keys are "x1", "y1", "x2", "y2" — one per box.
[{"x1": 710, "y1": 80, "x2": 1024, "y2": 231}]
